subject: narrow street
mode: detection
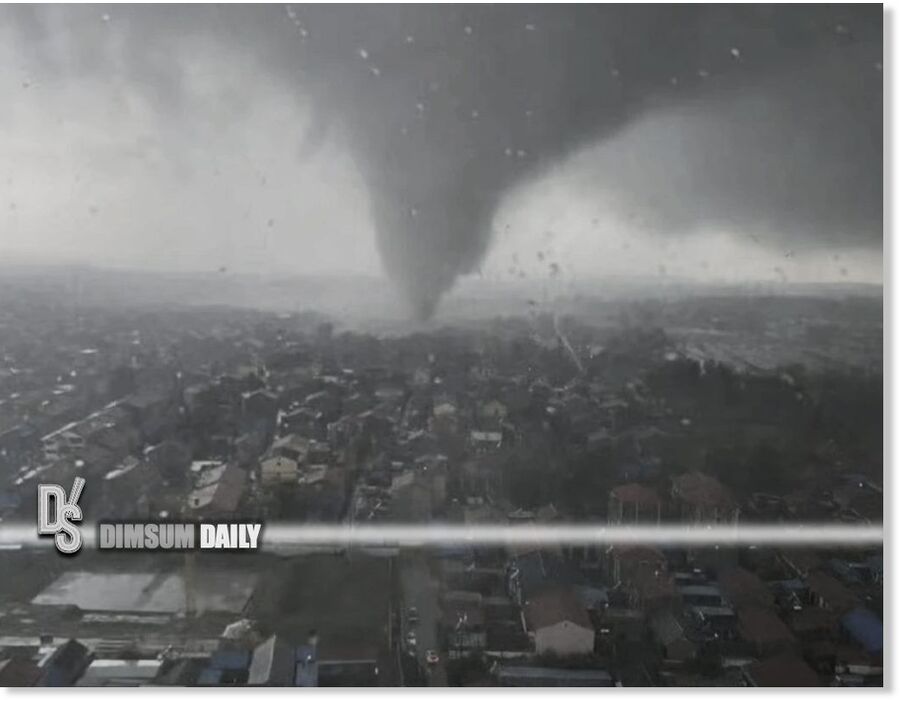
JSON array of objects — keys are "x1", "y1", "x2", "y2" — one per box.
[{"x1": 398, "y1": 551, "x2": 446, "y2": 686}]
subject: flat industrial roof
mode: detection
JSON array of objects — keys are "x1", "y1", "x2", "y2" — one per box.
[{"x1": 31, "y1": 569, "x2": 256, "y2": 614}]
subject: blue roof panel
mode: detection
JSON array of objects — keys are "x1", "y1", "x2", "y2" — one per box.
[{"x1": 841, "y1": 608, "x2": 883, "y2": 655}]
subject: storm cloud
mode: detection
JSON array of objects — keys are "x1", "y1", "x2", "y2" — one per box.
[{"x1": 1, "y1": 5, "x2": 883, "y2": 316}]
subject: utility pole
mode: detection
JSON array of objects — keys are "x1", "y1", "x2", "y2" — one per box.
[{"x1": 184, "y1": 551, "x2": 197, "y2": 618}]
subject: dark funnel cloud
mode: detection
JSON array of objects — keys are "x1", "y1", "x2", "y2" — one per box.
[
  {"x1": 275, "y1": 5, "x2": 881, "y2": 315},
  {"x1": 4, "y1": 5, "x2": 882, "y2": 317}
]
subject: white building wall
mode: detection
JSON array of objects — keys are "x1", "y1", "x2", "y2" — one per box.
[{"x1": 534, "y1": 620, "x2": 594, "y2": 656}]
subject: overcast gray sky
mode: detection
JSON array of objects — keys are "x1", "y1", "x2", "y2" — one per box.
[{"x1": 0, "y1": 5, "x2": 883, "y2": 315}]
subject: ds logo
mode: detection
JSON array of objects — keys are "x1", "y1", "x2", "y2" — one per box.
[{"x1": 37, "y1": 477, "x2": 85, "y2": 555}]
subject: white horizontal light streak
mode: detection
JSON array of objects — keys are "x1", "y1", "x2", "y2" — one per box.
[
  {"x1": 0, "y1": 522, "x2": 884, "y2": 549},
  {"x1": 261, "y1": 523, "x2": 883, "y2": 547}
]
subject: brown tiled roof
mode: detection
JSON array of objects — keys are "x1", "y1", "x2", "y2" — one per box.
[
  {"x1": 672, "y1": 472, "x2": 735, "y2": 510},
  {"x1": 0, "y1": 659, "x2": 41, "y2": 686},
  {"x1": 610, "y1": 483, "x2": 661, "y2": 506},
  {"x1": 805, "y1": 571, "x2": 860, "y2": 614},
  {"x1": 718, "y1": 567, "x2": 774, "y2": 608},
  {"x1": 745, "y1": 653, "x2": 821, "y2": 687},
  {"x1": 610, "y1": 545, "x2": 667, "y2": 566},
  {"x1": 631, "y1": 571, "x2": 676, "y2": 603},
  {"x1": 738, "y1": 606, "x2": 794, "y2": 647},
  {"x1": 524, "y1": 587, "x2": 592, "y2": 631},
  {"x1": 787, "y1": 607, "x2": 839, "y2": 635}
]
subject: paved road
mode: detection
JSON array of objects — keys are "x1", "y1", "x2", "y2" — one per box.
[{"x1": 399, "y1": 552, "x2": 447, "y2": 686}]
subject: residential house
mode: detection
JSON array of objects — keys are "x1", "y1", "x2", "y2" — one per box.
[
  {"x1": 671, "y1": 472, "x2": 739, "y2": 524},
  {"x1": 247, "y1": 635, "x2": 295, "y2": 686},
  {"x1": 76, "y1": 659, "x2": 163, "y2": 686},
  {"x1": 605, "y1": 545, "x2": 675, "y2": 611},
  {"x1": 592, "y1": 607, "x2": 645, "y2": 645},
  {"x1": 717, "y1": 567, "x2": 775, "y2": 610},
  {"x1": 742, "y1": 652, "x2": 821, "y2": 687},
  {"x1": 470, "y1": 430, "x2": 503, "y2": 453},
  {"x1": 36, "y1": 640, "x2": 92, "y2": 686},
  {"x1": 522, "y1": 587, "x2": 594, "y2": 656},
  {"x1": 840, "y1": 608, "x2": 883, "y2": 658},
  {"x1": 279, "y1": 407, "x2": 323, "y2": 439},
  {"x1": 494, "y1": 665, "x2": 614, "y2": 687},
  {"x1": 786, "y1": 607, "x2": 837, "y2": 644},
  {"x1": 187, "y1": 463, "x2": 247, "y2": 518},
  {"x1": 0, "y1": 658, "x2": 41, "y2": 686},
  {"x1": 144, "y1": 439, "x2": 192, "y2": 483},
  {"x1": 737, "y1": 606, "x2": 795, "y2": 657},
  {"x1": 507, "y1": 549, "x2": 590, "y2": 606},
  {"x1": 271, "y1": 433, "x2": 309, "y2": 463},
  {"x1": 430, "y1": 400, "x2": 459, "y2": 435},
  {"x1": 95, "y1": 455, "x2": 163, "y2": 520},
  {"x1": 677, "y1": 583, "x2": 725, "y2": 607},
  {"x1": 259, "y1": 455, "x2": 299, "y2": 486},
  {"x1": 153, "y1": 658, "x2": 206, "y2": 686},
  {"x1": 650, "y1": 610, "x2": 696, "y2": 662},
  {"x1": 198, "y1": 650, "x2": 251, "y2": 685},
  {"x1": 608, "y1": 483, "x2": 662, "y2": 524},
  {"x1": 806, "y1": 571, "x2": 861, "y2": 615},
  {"x1": 121, "y1": 390, "x2": 176, "y2": 443}
]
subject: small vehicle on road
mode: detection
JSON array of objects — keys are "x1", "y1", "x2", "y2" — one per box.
[
  {"x1": 407, "y1": 606, "x2": 419, "y2": 625},
  {"x1": 425, "y1": 650, "x2": 439, "y2": 665},
  {"x1": 406, "y1": 631, "x2": 417, "y2": 648}
]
